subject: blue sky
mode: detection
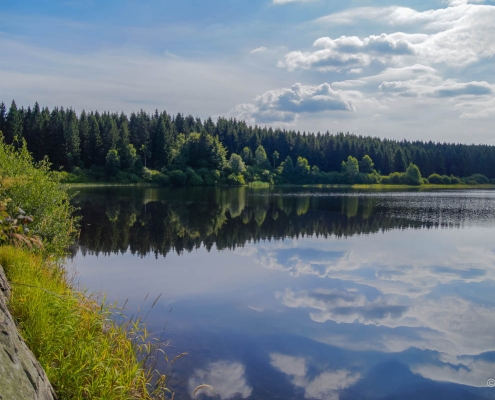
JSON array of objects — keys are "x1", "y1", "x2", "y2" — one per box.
[{"x1": 1, "y1": 0, "x2": 495, "y2": 143}]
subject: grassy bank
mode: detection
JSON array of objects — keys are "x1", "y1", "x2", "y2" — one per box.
[
  {"x1": 0, "y1": 139, "x2": 167, "y2": 399},
  {"x1": 0, "y1": 247, "x2": 163, "y2": 399}
]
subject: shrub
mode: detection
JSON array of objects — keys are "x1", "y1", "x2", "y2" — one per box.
[
  {"x1": 227, "y1": 173, "x2": 246, "y2": 186},
  {"x1": 441, "y1": 175, "x2": 451, "y2": 184},
  {"x1": 382, "y1": 172, "x2": 407, "y2": 185},
  {"x1": 405, "y1": 163, "x2": 422, "y2": 185},
  {"x1": 422, "y1": 178, "x2": 429, "y2": 184},
  {"x1": 450, "y1": 175, "x2": 462, "y2": 184},
  {"x1": 169, "y1": 170, "x2": 187, "y2": 186},
  {"x1": 464, "y1": 174, "x2": 489, "y2": 184},
  {"x1": 427, "y1": 174, "x2": 443, "y2": 184},
  {"x1": 0, "y1": 140, "x2": 77, "y2": 257},
  {"x1": 188, "y1": 172, "x2": 204, "y2": 186}
]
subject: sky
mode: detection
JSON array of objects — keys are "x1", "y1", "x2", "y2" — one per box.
[{"x1": 1, "y1": 0, "x2": 495, "y2": 144}]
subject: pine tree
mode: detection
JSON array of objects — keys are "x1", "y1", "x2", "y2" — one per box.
[{"x1": 5, "y1": 100, "x2": 23, "y2": 144}]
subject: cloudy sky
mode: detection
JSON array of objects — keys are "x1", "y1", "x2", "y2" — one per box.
[{"x1": 1, "y1": 0, "x2": 494, "y2": 143}]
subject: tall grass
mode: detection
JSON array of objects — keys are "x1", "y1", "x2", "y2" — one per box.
[
  {"x1": 0, "y1": 246, "x2": 168, "y2": 399},
  {"x1": 0, "y1": 137, "x2": 170, "y2": 399}
]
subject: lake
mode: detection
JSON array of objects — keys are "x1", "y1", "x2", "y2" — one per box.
[{"x1": 69, "y1": 186, "x2": 495, "y2": 400}]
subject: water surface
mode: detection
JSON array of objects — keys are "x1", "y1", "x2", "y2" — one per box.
[{"x1": 69, "y1": 187, "x2": 495, "y2": 399}]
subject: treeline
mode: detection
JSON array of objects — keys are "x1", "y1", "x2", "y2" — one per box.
[{"x1": 1, "y1": 100, "x2": 495, "y2": 185}]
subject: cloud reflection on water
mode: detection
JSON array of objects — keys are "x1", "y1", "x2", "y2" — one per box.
[
  {"x1": 187, "y1": 360, "x2": 252, "y2": 399},
  {"x1": 270, "y1": 353, "x2": 361, "y2": 400}
]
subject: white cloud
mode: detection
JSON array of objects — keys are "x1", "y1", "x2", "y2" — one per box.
[
  {"x1": 250, "y1": 46, "x2": 268, "y2": 54},
  {"x1": 229, "y1": 83, "x2": 359, "y2": 124},
  {"x1": 188, "y1": 361, "x2": 252, "y2": 399},
  {"x1": 280, "y1": 33, "x2": 419, "y2": 72},
  {"x1": 297, "y1": 2, "x2": 495, "y2": 73}
]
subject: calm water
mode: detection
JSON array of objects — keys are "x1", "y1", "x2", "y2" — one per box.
[{"x1": 69, "y1": 187, "x2": 495, "y2": 400}]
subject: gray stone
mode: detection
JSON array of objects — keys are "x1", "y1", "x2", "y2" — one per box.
[{"x1": 0, "y1": 265, "x2": 57, "y2": 400}]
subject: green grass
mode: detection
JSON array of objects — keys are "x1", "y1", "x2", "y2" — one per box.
[
  {"x1": 248, "y1": 181, "x2": 271, "y2": 188},
  {"x1": 0, "y1": 246, "x2": 168, "y2": 400}
]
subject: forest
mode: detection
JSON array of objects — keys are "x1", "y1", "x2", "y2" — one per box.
[{"x1": 1, "y1": 100, "x2": 494, "y2": 186}]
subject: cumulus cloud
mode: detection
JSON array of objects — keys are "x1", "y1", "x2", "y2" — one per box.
[
  {"x1": 188, "y1": 360, "x2": 252, "y2": 399},
  {"x1": 280, "y1": 33, "x2": 419, "y2": 72},
  {"x1": 310, "y1": 2, "x2": 495, "y2": 69},
  {"x1": 229, "y1": 83, "x2": 358, "y2": 124},
  {"x1": 270, "y1": 353, "x2": 361, "y2": 399}
]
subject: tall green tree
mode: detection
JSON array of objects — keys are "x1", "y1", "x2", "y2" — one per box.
[
  {"x1": 5, "y1": 100, "x2": 23, "y2": 144},
  {"x1": 344, "y1": 156, "x2": 359, "y2": 179},
  {"x1": 393, "y1": 148, "x2": 406, "y2": 172},
  {"x1": 359, "y1": 155, "x2": 374, "y2": 173},
  {"x1": 254, "y1": 145, "x2": 269, "y2": 168}
]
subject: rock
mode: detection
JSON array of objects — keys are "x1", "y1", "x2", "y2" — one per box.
[{"x1": 0, "y1": 265, "x2": 57, "y2": 400}]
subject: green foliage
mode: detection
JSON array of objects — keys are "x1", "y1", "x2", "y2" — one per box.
[
  {"x1": 228, "y1": 153, "x2": 246, "y2": 174},
  {"x1": 463, "y1": 174, "x2": 489, "y2": 184},
  {"x1": 4, "y1": 100, "x2": 495, "y2": 186},
  {"x1": 427, "y1": 174, "x2": 441, "y2": 184},
  {"x1": 405, "y1": 163, "x2": 422, "y2": 185},
  {"x1": 0, "y1": 247, "x2": 168, "y2": 400},
  {"x1": 105, "y1": 149, "x2": 120, "y2": 177},
  {"x1": 344, "y1": 156, "x2": 359, "y2": 181},
  {"x1": 227, "y1": 173, "x2": 246, "y2": 186},
  {"x1": 0, "y1": 198, "x2": 42, "y2": 248},
  {"x1": 241, "y1": 147, "x2": 253, "y2": 165},
  {"x1": 382, "y1": 172, "x2": 408, "y2": 185},
  {"x1": 254, "y1": 145, "x2": 270, "y2": 168},
  {"x1": 428, "y1": 173, "x2": 450, "y2": 184},
  {"x1": 169, "y1": 169, "x2": 187, "y2": 187},
  {"x1": 359, "y1": 155, "x2": 374, "y2": 174},
  {"x1": 176, "y1": 132, "x2": 227, "y2": 170},
  {"x1": 281, "y1": 156, "x2": 294, "y2": 182},
  {"x1": 0, "y1": 139, "x2": 77, "y2": 257},
  {"x1": 186, "y1": 168, "x2": 204, "y2": 186},
  {"x1": 450, "y1": 175, "x2": 462, "y2": 184}
]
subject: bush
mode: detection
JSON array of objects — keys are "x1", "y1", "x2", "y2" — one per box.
[
  {"x1": 227, "y1": 173, "x2": 246, "y2": 186},
  {"x1": 441, "y1": 175, "x2": 451, "y2": 184},
  {"x1": 405, "y1": 163, "x2": 422, "y2": 185},
  {"x1": 188, "y1": 172, "x2": 204, "y2": 186},
  {"x1": 142, "y1": 167, "x2": 161, "y2": 182},
  {"x1": 427, "y1": 174, "x2": 443, "y2": 184},
  {"x1": 0, "y1": 140, "x2": 77, "y2": 257},
  {"x1": 116, "y1": 171, "x2": 141, "y2": 184},
  {"x1": 450, "y1": 175, "x2": 462, "y2": 184},
  {"x1": 422, "y1": 178, "x2": 429, "y2": 184},
  {"x1": 463, "y1": 174, "x2": 489, "y2": 184},
  {"x1": 382, "y1": 172, "x2": 407, "y2": 185},
  {"x1": 169, "y1": 169, "x2": 187, "y2": 186}
]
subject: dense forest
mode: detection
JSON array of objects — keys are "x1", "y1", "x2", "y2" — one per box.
[{"x1": 1, "y1": 100, "x2": 494, "y2": 186}]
